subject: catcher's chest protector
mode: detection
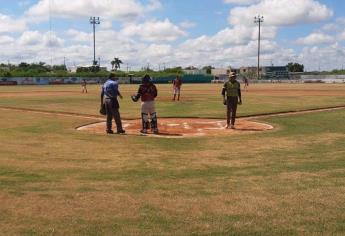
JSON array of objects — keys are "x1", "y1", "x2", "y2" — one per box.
[{"x1": 140, "y1": 84, "x2": 156, "y2": 101}]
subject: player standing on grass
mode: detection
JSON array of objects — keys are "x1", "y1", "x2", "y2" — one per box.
[
  {"x1": 81, "y1": 79, "x2": 88, "y2": 93},
  {"x1": 101, "y1": 73, "x2": 125, "y2": 134},
  {"x1": 243, "y1": 76, "x2": 249, "y2": 91},
  {"x1": 172, "y1": 75, "x2": 182, "y2": 101},
  {"x1": 131, "y1": 74, "x2": 159, "y2": 134},
  {"x1": 222, "y1": 72, "x2": 242, "y2": 129}
]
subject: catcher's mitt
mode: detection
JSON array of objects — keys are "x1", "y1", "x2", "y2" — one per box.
[
  {"x1": 99, "y1": 103, "x2": 106, "y2": 115},
  {"x1": 131, "y1": 95, "x2": 139, "y2": 102}
]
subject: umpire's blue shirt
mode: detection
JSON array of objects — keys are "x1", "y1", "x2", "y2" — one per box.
[{"x1": 102, "y1": 79, "x2": 119, "y2": 98}]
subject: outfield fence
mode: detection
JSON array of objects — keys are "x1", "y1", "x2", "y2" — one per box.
[{"x1": 0, "y1": 74, "x2": 214, "y2": 85}]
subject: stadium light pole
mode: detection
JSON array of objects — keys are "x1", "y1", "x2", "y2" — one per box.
[
  {"x1": 89, "y1": 16, "x2": 100, "y2": 66},
  {"x1": 254, "y1": 15, "x2": 264, "y2": 79}
]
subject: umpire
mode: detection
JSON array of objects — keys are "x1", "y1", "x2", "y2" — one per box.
[
  {"x1": 101, "y1": 73, "x2": 125, "y2": 134},
  {"x1": 222, "y1": 72, "x2": 242, "y2": 129}
]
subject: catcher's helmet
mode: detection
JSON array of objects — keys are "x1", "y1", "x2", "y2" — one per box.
[{"x1": 142, "y1": 74, "x2": 151, "y2": 84}]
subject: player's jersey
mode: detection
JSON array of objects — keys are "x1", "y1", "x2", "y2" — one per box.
[
  {"x1": 223, "y1": 81, "x2": 240, "y2": 97},
  {"x1": 173, "y1": 79, "x2": 182, "y2": 88},
  {"x1": 138, "y1": 82, "x2": 157, "y2": 102},
  {"x1": 102, "y1": 79, "x2": 119, "y2": 99}
]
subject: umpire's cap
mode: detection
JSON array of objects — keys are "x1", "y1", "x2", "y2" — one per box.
[{"x1": 108, "y1": 73, "x2": 118, "y2": 80}]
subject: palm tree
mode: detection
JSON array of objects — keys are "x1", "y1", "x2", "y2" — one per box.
[{"x1": 111, "y1": 57, "x2": 123, "y2": 71}]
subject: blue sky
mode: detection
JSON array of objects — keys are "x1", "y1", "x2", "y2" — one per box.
[{"x1": 0, "y1": 0, "x2": 344, "y2": 71}]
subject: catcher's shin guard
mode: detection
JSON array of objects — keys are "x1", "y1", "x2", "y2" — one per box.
[
  {"x1": 141, "y1": 113, "x2": 150, "y2": 130},
  {"x1": 150, "y1": 112, "x2": 158, "y2": 130}
]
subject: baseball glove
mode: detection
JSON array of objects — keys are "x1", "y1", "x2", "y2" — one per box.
[
  {"x1": 99, "y1": 103, "x2": 106, "y2": 115},
  {"x1": 131, "y1": 94, "x2": 139, "y2": 102}
]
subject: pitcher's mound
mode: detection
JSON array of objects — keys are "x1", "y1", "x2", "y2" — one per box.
[{"x1": 77, "y1": 118, "x2": 273, "y2": 138}]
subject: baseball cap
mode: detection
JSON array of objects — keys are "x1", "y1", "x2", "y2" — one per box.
[{"x1": 229, "y1": 72, "x2": 236, "y2": 78}]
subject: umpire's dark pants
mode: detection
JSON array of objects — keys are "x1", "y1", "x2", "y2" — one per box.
[
  {"x1": 104, "y1": 98, "x2": 123, "y2": 132},
  {"x1": 227, "y1": 96, "x2": 238, "y2": 125}
]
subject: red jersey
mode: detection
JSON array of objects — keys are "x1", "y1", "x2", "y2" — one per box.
[
  {"x1": 173, "y1": 79, "x2": 182, "y2": 88},
  {"x1": 138, "y1": 82, "x2": 157, "y2": 102}
]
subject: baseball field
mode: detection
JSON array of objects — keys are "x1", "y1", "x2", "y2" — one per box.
[{"x1": 0, "y1": 83, "x2": 345, "y2": 235}]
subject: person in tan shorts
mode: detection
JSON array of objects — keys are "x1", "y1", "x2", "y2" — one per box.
[
  {"x1": 172, "y1": 75, "x2": 182, "y2": 101},
  {"x1": 131, "y1": 74, "x2": 158, "y2": 134}
]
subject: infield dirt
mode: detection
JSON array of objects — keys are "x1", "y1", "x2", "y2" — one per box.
[{"x1": 77, "y1": 118, "x2": 274, "y2": 137}]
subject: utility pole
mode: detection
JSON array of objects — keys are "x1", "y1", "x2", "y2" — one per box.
[
  {"x1": 254, "y1": 15, "x2": 264, "y2": 79},
  {"x1": 89, "y1": 16, "x2": 100, "y2": 66}
]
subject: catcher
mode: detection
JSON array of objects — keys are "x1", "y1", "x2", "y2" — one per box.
[
  {"x1": 222, "y1": 72, "x2": 242, "y2": 129},
  {"x1": 131, "y1": 74, "x2": 159, "y2": 134}
]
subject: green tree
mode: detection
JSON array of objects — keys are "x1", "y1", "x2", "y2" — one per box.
[
  {"x1": 18, "y1": 62, "x2": 30, "y2": 69},
  {"x1": 202, "y1": 66, "x2": 214, "y2": 74},
  {"x1": 287, "y1": 62, "x2": 304, "y2": 72},
  {"x1": 111, "y1": 57, "x2": 123, "y2": 71}
]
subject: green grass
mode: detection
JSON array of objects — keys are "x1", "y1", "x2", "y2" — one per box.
[
  {"x1": 0, "y1": 84, "x2": 344, "y2": 235},
  {"x1": 1, "y1": 83, "x2": 345, "y2": 118}
]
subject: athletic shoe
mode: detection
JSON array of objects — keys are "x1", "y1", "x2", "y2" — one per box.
[
  {"x1": 140, "y1": 129, "x2": 147, "y2": 134},
  {"x1": 106, "y1": 130, "x2": 114, "y2": 134},
  {"x1": 231, "y1": 125, "x2": 235, "y2": 129},
  {"x1": 153, "y1": 129, "x2": 159, "y2": 134},
  {"x1": 116, "y1": 130, "x2": 126, "y2": 134},
  {"x1": 226, "y1": 124, "x2": 230, "y2": 129}
]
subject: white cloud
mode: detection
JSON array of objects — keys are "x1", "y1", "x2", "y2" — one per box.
[
  {"x1": 337, "y1": 31, "x2": 345, "y2": 41},
  {"x1": 18, "y1": 31, "x2": 42, "y2": 46},
  {"x1": 322, "y1": 17, "x2": 345, "y2": 33},
  {"x1": 295, "y1": 32, "x2": 335, "y2": 45},
  {"x1": 121, "y1": 19, "x2": 187, "y2": 42},
  {"x1": 228, "y1": 0, "x2": 333, "y2": 27},
  {"x1": 25, "y1": 0, "x2": 162, "y2": 22},
  {"x1": 0, "y1": 35, "x2": 15, "y2": 45},
  {"x1": 145, "y1": 0, "x2": 162, "y2": 12},
  {"x1": 143, "y1": 44, "x2": 172, "y2": 58},
  {"x1": 100, "y1": 20, "x2": 113, "y2": 29},
  {"x1": 66, "y1": 29, "x2": 92, "y2": 42},
  {"x1": 178, "y1": 24, "x2": 276, "y2": 55},
  {"x1": 322, "y1": 23, "x2": 339, "y2": 32},
  {"x1": 180, "y1": 20, "x2": 196, "y2": 29},
  {"x1": 299, "y1": 43, "x2": 345, "y2": 71},
  {"x1": 18, "y1": 31, "x2": 64, "y2": 48},
  {"x1": 0, "y1": 13, "x2": 27, "y2": 33}
]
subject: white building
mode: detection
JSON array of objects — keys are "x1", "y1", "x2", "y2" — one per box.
[
  {"x1": 211, "y1": 68, "x2": 231, "y2": 76},
  {"x1": 183, "y1": 69, "x2": 207, "y2": 75}
]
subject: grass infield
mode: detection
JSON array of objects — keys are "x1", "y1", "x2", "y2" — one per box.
[{"x1": 0, "y1": 83, "x2": 344, "y2": 235}]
